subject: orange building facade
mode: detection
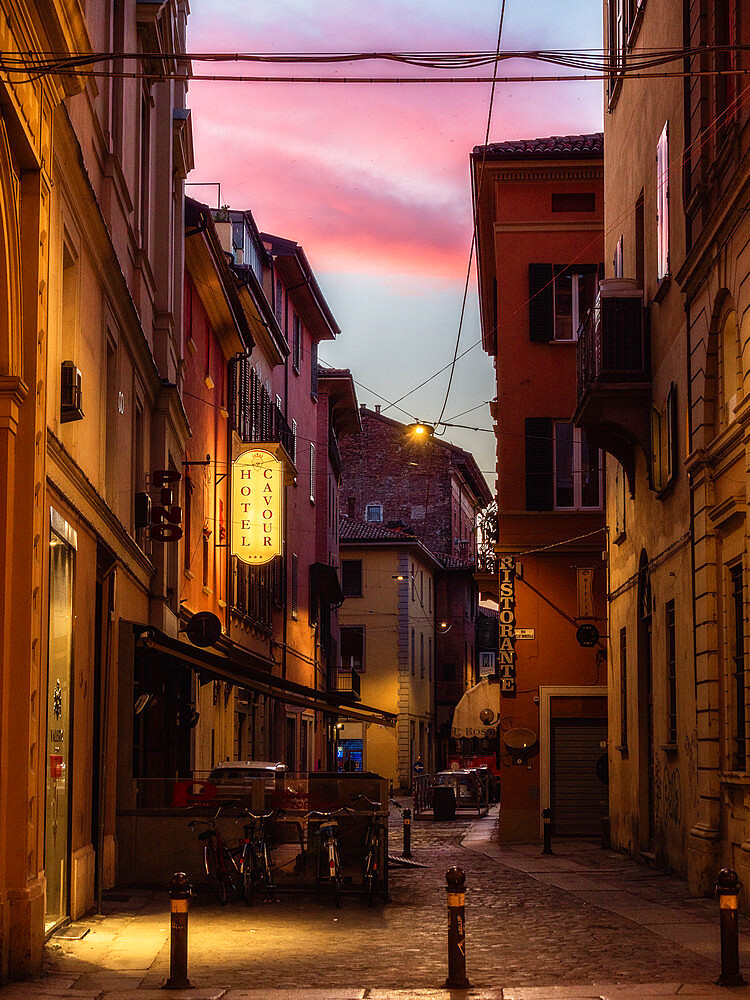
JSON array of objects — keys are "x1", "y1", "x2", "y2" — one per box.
[{"x1": 471, "y1": 135, "x2": 608, "y2": 842}]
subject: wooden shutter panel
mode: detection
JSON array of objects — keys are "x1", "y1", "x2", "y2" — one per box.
[
  {"x1": 525, "y1": 417, "x2": 554, "y2": 510},
  {"x1": 529, "y1": 263, "x2": 554, "y2": 342}
]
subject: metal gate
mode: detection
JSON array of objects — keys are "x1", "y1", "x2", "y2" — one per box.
[{"x1": 551, "y1": 719, "x2": 608, "y2": 836}]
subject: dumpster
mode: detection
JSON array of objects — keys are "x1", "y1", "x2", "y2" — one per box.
[{"x1": 433, "y1": 784, "x2": 456, "y2": 820}]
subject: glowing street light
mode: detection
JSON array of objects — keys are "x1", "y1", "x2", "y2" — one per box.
[{"x1": 406, "y1": 420, "x2": 434, "y2": 439}]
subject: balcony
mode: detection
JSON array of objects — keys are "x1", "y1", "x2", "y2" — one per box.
[
  {"x1": 574, "y1": 278, "x2": 651, "y2": 494},
  {"x1": 329, "y1": 667, "x2": 361, "y2": 701}
]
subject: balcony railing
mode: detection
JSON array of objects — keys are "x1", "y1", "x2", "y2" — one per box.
[
  {"x1": 330, "y1": 667, "x2": 361, "y2": 701},
  {"x1": 577, "y1": 281, "x2": 649, "y2": 401}
]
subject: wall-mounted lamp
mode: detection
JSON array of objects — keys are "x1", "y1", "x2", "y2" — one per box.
[
  {"x1": 438, "y1": 621, "x2": 453, "y2": 633},
  {"x1": 392, "y1": 573, "x2": 407, "y2": 582}
]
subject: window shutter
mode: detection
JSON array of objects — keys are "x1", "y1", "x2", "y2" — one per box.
[
  {"x1": 310, "y1": 342, "x2": 318, "y2": 396},
  {"x1": 528, "y1": 264, "x2": 554, "y2": 342},
  {"x1": 525, "y1": 417, "x2": 554, "y2": 510}
]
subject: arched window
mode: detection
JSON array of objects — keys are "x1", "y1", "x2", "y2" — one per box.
[{"x1": 719, "y1": 308, "x2": 741, "y2": 428}]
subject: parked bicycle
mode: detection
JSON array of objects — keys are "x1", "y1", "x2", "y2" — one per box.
[
  {"x1": 188, "y1": 805, "x2": 243, "y2": 905},
  {"x1": 305, "y1": 807, "x2": 353, "y2": 907},
  {"x1": 239, "y1": 809, "x2": 275, "y2": 905},
  {"x1": 353, "y1": 794, "x2": 385, "y2": 906}
]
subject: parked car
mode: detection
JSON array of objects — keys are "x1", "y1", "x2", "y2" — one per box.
[{"x1": 207, "y1": 760, "x2": 288, "y2": 797}]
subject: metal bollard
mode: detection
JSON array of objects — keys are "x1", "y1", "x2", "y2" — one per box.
[
  {"x1": 164, "y1": 872, "x2": 193, "y2": 990},
  {"x1": 715, "y1": 868, "x2": 746, "y2": 986},
  {"x1": 403, "y1": 807, "x2": 412, "y2": 858},
  {"x1": 542, "y1": 807, "x2": 553, "y2": 855},
  {"x1": 445, "y1": 866, "x2": 470, "y2": 988}
]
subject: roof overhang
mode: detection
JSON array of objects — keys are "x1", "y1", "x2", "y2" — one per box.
[
  {"x1": 135, "y1": 625, "x2": 395, "y2": 727},
  {"x1": 318, "y1": 372, "x2": 361, "y2": 435}
]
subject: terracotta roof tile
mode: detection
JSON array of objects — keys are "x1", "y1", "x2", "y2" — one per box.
[
  {"x1": 339, "y1": 518, "x2": 419, "y2": 543},
  {"x1": 474, "y1": 132, "x2": 603, "y2": 159}
]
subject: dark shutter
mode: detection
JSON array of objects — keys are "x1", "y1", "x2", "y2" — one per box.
[
  {"x1": 529, "y1": 263, "x2": 554, "y2": 341},
  {"x1": 525, "y1": 417, "x2": 554, "y2": 510}
]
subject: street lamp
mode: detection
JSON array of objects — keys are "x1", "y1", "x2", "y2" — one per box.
[{"x1": 406, "y1": 420, "x2": 434, "y2": 439}]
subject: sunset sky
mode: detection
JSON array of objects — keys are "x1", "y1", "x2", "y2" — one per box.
[{"x1": 188, "y1": 2, "x2": 603, "y2": 485}]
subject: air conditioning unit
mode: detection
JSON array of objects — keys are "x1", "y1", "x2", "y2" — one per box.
[{"x1": 60, "y1": 361, "x2": 84, "y2": 422}]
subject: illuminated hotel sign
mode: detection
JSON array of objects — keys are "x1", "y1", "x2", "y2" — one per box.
[
  {"x1": 498, "y1": 556, "x2": 516, "y2": 693},
  {"x1": 231, "y1": 447, "x2": 282, "y2": 565}
]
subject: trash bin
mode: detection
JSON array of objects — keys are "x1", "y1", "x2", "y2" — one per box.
[{"x1": 433, "y1": 784, "x2": 456, "y2": 820}]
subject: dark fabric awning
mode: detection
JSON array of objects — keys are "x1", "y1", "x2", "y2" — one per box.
[
  {"x1": 134, "y1": 625, "x2": 395, "y2": 727},
  {"x1": 310, "y1": 561, "x2": 344, "y2": 606}
]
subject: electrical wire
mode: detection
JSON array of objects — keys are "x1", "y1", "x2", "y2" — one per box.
[{"x1": 432, "y1": 0, "x2": 506, "y2": 432}]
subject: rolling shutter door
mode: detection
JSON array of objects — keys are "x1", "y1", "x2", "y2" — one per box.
[{"x1": 551, "y1": 719, "x2": 608, "y2": 836}]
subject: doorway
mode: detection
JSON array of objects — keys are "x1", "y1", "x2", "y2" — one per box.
[
  {"x1": 45, "y1": 511, "x2": 77, "y2": 933},
  {"x1": 637, "y1": 551, "x2": 656, "y2": 852}
]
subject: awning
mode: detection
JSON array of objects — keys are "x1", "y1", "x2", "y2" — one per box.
[
  {"x1": 310, "y1": 561, "x2": 344, "y2": 606},
  {"x1": 451, "y1": 678, "x2": 502, "y2": 739},
  {"x1": 135, "y1": 626, "x2": 395, "y2": 727}
]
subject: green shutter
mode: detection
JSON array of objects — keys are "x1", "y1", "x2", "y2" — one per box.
[
  {"x1": 525, "y1": 417, "x2": 554, "y2": 510},
  {"x1": 529, "y1": 263, "x2": 554, "y2": 341}
]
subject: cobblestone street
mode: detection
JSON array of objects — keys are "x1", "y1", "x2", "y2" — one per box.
[{"x1": 2, "y1": 805, "x2": 748, "y2": 999}]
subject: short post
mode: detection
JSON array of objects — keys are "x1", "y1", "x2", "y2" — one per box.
[
  {"x1": 163, "y1": 872, "x2": 192, "y2": 990},
  {"x1": 542, "y1": 807, "x2": 553, "y2": 855},
  {"x1": 445, "y1": 866, "x2": 470, "y2": 988},
  {"x1": 716, "y1": 867, "x2": 746, "y2": 986},
  {"x1": 403, "y1": 807, "x2": 412, "y2": 858}
]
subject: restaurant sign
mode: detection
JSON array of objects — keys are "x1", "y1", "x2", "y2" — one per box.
[
  {"x1": 498, "y1": 556, "x2": 516, "y2": 693},
  {"x1": 231, "y1": 447, "x2": 282, "y2": 565}
]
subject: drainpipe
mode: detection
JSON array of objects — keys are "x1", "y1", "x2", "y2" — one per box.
[{"x1": 96, "y1": 564, "x2": 116, "y2": 915}]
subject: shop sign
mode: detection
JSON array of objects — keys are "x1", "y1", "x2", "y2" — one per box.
[
  {"x1": 498, "y1": 556, "x2": 516, "y2": 693},
  {"x1": 515, "y1": 628, "x2": 535, "y2": 640},
  {"x1": 231, "y1": 447, "x2": 282, "y2": 565},
  {"x1": 149, "y1": 469, "x2": 183, "y2": 542}
]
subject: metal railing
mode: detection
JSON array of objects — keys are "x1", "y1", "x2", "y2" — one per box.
[{"x1": 330, "y1": 667, "x2": 361, "y2": 700}]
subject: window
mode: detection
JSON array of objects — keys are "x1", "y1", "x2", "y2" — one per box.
[
  {"x1": 428, "y1": 578, "x2": 432, "y2": 613},
  {"x1": 292, "y1": 419, "x2": 297, "y2": 463},
  {"x1": 420, "y1": 633, "x2": 424, "y2": 678},
  {"x1": 341, "y1": 559, "x2": 362, "y2": 597},
  {"x1": 552, "y1": 192, "x2": 596, "y2": 213},
  {"x1": 729, "y1": 564, "x2": 746, "y2": 770},
  {"x1": 411, "y1": 629, "x2": 415, "y2": 675},
  {"x1": 183, "y1": 478, "x2": 193, "y2": 571},
  {"x1": 309, "y1": 443, "x2": 315, "y2": 503},
  {"x1": 291, "y1": 553, "x2": 298, "y2": 620},
  {"x1": 613, "y1": 235, "x2": 623, "y2": 278},
  {"x1": 274, "y1": 277, "x2": 283, "y2": 322},
  {"x1": 651, "y1": 383, "x2": 677, "y2": 493},
  {"x1": 139, "y1": 89, "x2": 151, "y2": 250},
  {"x1": 429, "y1": 636, "x2": 433, "y2": 680},
  {"x1": 553, "y1": 422, "x2": 602, "y2": 509},
  {"x1": 365, "y1": 503, "x2": 382, "y2": 522},
  {"x1": 528, "y1": 264, "x2": 599, "y2": 342},
  {"x1": 310, "y1": 342, "x2": 318, "y2": 396},
  {"x1": 341, "y1": 626, "x2": 365, "y2": 672},
  {"x1": 719, "y1": 309, "x2": 741, "y2": 428},
  {"x1": 614, "y1": 462, "x2": 627, "y2": 541},
  {"x1": 619, "y1": 627, "x2": 628, "y2": 750},
  {"x1": 635, "y1": 191, "x2": 645, "y2": 292},
  {"x1": 666, "y1": 600, "x2": 677, "y2": 744},
  {"x1": 292, "y1": 314, "x2": 301, "y2": 373},
  {"x1": 656, "y1": 122, "x2": 670, "y2": 281}
]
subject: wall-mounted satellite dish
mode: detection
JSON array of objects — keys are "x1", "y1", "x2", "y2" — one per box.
[{"x1": 503, "y1": 727, "x2": 537, "y2": 750}]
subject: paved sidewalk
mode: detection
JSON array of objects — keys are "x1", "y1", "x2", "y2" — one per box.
[{"x1": 2, "y1": 808, "x2": 750, "y2": 999}]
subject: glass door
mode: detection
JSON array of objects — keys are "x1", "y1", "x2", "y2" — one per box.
[{"x1": 45, "y1": 514, "x2": 76, "y2": 932}]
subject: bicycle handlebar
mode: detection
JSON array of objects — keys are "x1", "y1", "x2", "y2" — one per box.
[
  {"x1": 241, "y1": 809, "x2": 275, "y2": 821},
  {"x1": 352, "y1": 794, "x2": 382, "y2": 809},
  {"x1": 304, "y1": 806, "x2": 354, "y2": 820}
]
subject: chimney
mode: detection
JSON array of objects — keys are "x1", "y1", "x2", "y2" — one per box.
[{"x1": 374, "y1": 404, "x2": 381, "y2": 414}]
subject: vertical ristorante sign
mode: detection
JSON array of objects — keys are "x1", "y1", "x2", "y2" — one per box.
[
  {"x1": 231, "y1": 447, "x2": 283, "y2": 565},
  {"x1": 497, "y1": 556, "x2": 516, "y2": 693}
]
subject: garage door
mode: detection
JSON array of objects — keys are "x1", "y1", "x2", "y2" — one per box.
[{"x1": 551, "y1": 718, "x2": 608, "y2": 836}]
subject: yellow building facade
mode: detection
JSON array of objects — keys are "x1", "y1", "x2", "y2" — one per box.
[{"x1": 339, "y1": 525, "x2": 436, "y2": 790}]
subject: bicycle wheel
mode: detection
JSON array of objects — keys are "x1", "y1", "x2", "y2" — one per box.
[
  {"x1": 365, "y1": 852, "x2": 377, "y2": 907},
  {"x1": 332, "y1": 843, "x2": 342, "y2": 908},
  {"x1": 206, "y1": 846, "x2": 228, "y2": 905},
  {"x1": 242, "y1": 847, "x2": 255, "y2": 906},
  {"x1": 261, "y1": 842, "x2": 275, "y2": 892}
]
